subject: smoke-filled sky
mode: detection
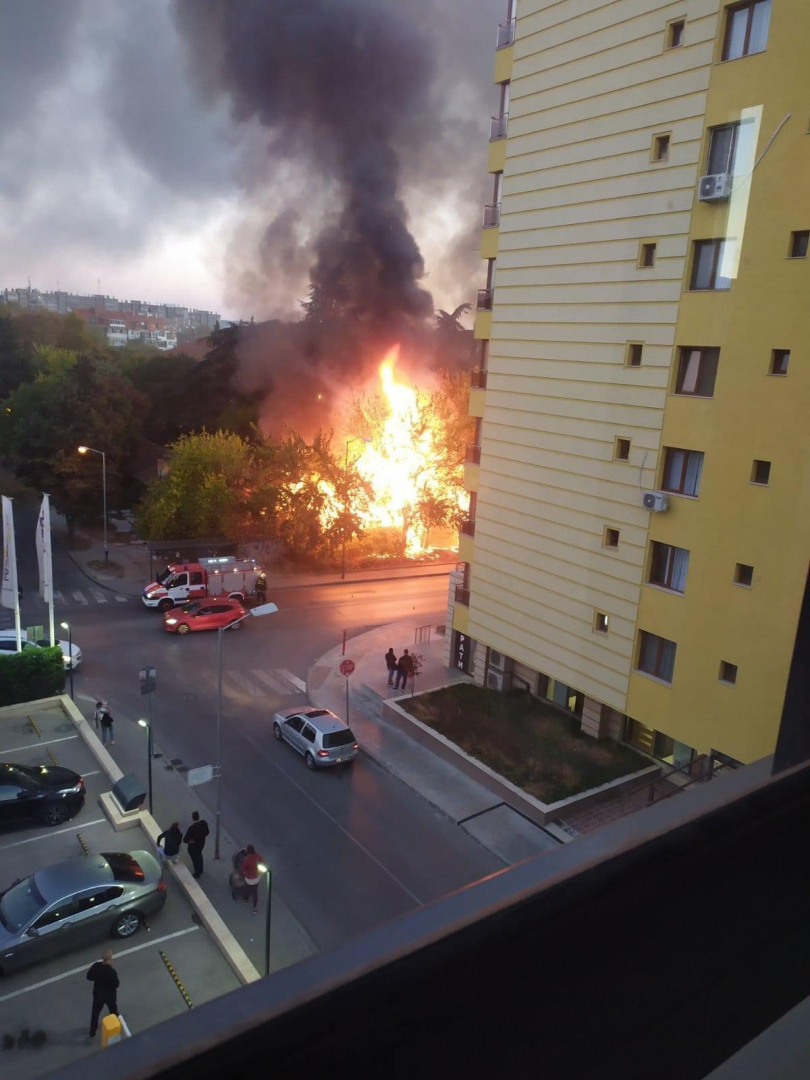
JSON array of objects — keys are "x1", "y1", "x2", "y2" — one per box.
[{"x1": 0, "y1": 0, "x2": 502, "y2": 321}]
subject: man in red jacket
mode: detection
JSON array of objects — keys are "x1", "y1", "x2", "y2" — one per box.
[{"x1": 241, "y1": 844, "x2": 265, "y2": 914}]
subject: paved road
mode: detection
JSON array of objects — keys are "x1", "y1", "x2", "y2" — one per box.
[{"x1": 7, "y1": 513, "x2": 501, "y2": 954}]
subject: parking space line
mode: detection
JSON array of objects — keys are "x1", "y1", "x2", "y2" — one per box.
[
  {"x1": 0, "y1": 735, "x2": 79, "y2": 756},
  {"x1": 0, "y1": 818, "x2": 106, "y2": 851},
  {"x1": 0, "y1": 927, "x2": 200, "y2": 1003},
  {"x1": 82, "y1": 770, "x2": 102, "y2": 777}
]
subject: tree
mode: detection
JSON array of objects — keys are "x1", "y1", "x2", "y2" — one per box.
[
  {"x1": 434, "y1": 303, "x2": 472, "y2": 336},
  {"x1": 0, "y1": 312, "x2": 32, "y2": 399},
  {"x1": 118, "y1": 351, "x2": 199, "y2": 444}
]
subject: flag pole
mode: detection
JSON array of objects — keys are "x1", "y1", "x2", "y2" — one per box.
[{"x1": 42, "y1": 494, "x2": 55, "y2": 646}]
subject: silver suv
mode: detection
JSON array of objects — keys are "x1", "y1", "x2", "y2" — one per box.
[{"x1": 273, "y1": 707, "x2": 358, "y2": 769}]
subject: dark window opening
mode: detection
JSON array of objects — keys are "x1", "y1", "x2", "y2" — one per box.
[
  {"x1": 770, "y1": 349, "x2": 790, "y2": 375},
  {"x1": 734, "y1": 563, "x2": 754, "y2": 587},
  {"x1": 675, "y1": 347, "x2": 719, "y2": 396},
  {"x1": 789, "y1": 231, "x2": 809, "y2": 258},
  {"x1": 691, "y1": 239, "x2": 733, "y2": 290},
  {"x1": 751, "y1": 459, "x2": 771, "y2": 485}
]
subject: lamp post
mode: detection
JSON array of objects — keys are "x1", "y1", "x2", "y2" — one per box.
[
  {"x1": 59, "y1": 621, "x2": 74, "y2": 701},
  {"x1": 257, "y1": 862, "x2": 272, "y2": 976},
  {"x1": 137, "y1": 719, "x2": 153, "y2": 814},
  {"x1": 342, "y1": 437, "x2": 371, "y2": 580},
  {"x1": 214, "y1": 601, "x2": 279, "y2": 860},
  {"x1": 77, "y1": 445, "x2": 108, "y2": 563}
]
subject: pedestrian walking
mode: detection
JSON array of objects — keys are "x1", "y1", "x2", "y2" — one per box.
[
  {"x1": 99, "y1": 706, "x2": 115, "y2": 745},
  {"x1": 241, "y1": 844, "x2": 265, "y2": 915},
  {"x1": 93, "y1": 701, "x2": 107, "y2": 731},
  {"x1": 156, "y1": 821, "x2": 183, "y2": 865},
  {"x1": 385, "y1": 647, "x2": 397, "y2": 686},
  {"x1": 184, "y1": 811, "x2": 210, "y2": 879},
  {"x1": 87, "y1": 949, "x2": 119, "y2": 1040},
  {"x1": 394, "y1": 649, "x2": 413, "y2": 691}
]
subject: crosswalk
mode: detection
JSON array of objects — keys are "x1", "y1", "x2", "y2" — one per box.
[
  {"x1": 54, "y1": 589, "x2": 129, "y2": 606},
  {"x1": 221, "y1": 667, "x2": 306, "y2": 699}
]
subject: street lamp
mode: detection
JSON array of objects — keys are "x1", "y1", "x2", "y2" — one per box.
[
  {"x1": 137, "y1": 719, "x2": 153, "y2": 814},
  {"x1": 342, "y1": 437, "x2": 371, "y2": 580},
  {"x1": 257, "y1": 861, "x2": 272, "y2": 976},
  {"x1": 59, "y1": 621, "x2": 74, "y2": 701},
  {"x1": 77, "y1": 445, "x2": 108, "y2": 563},
  {"x1": 214, "y1": 601, "x2": 279, "y2": 860}
]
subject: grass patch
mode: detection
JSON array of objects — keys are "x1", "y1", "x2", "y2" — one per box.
[
  {"x1": 86, "y1": 559, "x2": 124, "y2": 576},
  {"x1": 400, "y1": 683, "x2": 649, "y2": 803}
]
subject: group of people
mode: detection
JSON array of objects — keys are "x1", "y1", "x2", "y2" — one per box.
[
  {"x1": 385, "y1": 647, "x2": 414, "y2": 691},
  {"x1": 156, "y1": 812, "x2": 210, "y2": 878}
]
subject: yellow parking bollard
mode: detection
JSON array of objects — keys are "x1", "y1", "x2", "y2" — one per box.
[{"x1": 101, "y1": 1014, "x2": 122, "y2": 1047}]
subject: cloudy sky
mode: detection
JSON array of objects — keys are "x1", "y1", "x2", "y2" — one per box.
[{"x1": 0, "y1": 0, "x2": 502, "y2": 321}]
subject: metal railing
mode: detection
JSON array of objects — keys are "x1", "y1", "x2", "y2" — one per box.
[
  {"x1": 470, "y1": 367, "x2": 488, "y2": 389},
  {"x1": 490, "y1": 112, "x2": 509, "y2": 140},
  {"x1": 414, "y1": 624, "x2": 432, "y2": 644},
  {"x1": 460, "y1": 519, "x2": 476, "y2": 537},
  {"x1": 465, "y1": 445, "x2": 481, "y2": 464},
  {"x1": 482, "y1": 202, "x2": 501, "y2": 229},
  {"x1": 476, "y1": 288, "x2": 493, "y2": 311},
  {"x1": 454, "y1": 586, "x2": 471, "y2": 606},
  {"x1": 497, "y1": 17, "x2": 515, "y2": 49}
]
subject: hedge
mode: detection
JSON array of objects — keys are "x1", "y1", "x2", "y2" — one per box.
[{"x1": 0, "y1": 647, "x2": 66, "y2": 707}]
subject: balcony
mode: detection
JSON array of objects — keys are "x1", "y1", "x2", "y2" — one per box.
[
  {"x1": 454, "y1": 585, "x2": 471, "y2": 607},
  {"x1": 465, "y1": 444, "x2": 482, "y2": 464},
  {"x1": 489, "y1": 112, "x2": 508, "y2": 140},
  {"x1": 497, "y1": 17, "x2": 515, "y2": 49},
  {"x1": 460, "y1": 518, "x2": 476, "y2": 537},
  {"x1": 482, "y1": 203, "x2": 501, "y2": 229},
  {"x1": 471, "y1": 367, "x2": 488, "y2": 389},
  {"x1": 476, "y1": 288, "x2": 493, "y2": 311}
]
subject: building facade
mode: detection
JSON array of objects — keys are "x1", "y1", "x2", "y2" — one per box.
[{"x1": 447, "y1": 0, "x2": 809, "y2": 767}]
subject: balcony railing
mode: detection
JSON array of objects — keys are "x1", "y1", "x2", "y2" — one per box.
[
  {"x1": 489, "y1": 112, "x2": 509, "y2": 140},
  {"x1": 460, "y1": 519, "x2": 476, "y2": 537},
  {"x1": 470, "y1": 367, "x2": 487, "y2": 389},
  {"x1": 497, "y1": 17, "x2": 515, "y2": 49},
  {"x1": 482, "y1": 202, "x2": 501, "y2": 229},
  {"x1": 476, "y1": 288, "x2": 493, "y2": 311},
  {"x1": 454, "y1": 585, "x2": 471, "y2": 606},
  {"x1": 465, "y1": 444, "x2": 482, "y2": 464}
]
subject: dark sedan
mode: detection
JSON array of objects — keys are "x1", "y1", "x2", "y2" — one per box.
[{"x1": 0, "y1": 763, "x2": 85, "y2": 828}]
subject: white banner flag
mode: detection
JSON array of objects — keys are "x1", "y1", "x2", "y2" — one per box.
[
  {"x1": 36, "y1": 494, "x2": 54, "y2": 604},
  {"x1": 1, "y1": 495, "x2": 19, "y2": 611}
]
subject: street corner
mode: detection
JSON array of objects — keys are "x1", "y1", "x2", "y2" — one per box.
[{"x1": 306, "y1": 664, "x2": 332, "y2": 692}]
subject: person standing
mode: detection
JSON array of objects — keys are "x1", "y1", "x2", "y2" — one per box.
[
  {"x1": 93, "y1": 701, "x2": 106, "y2": 730},
  {"x1": 395, "y1": 649, "x2": 412, "y2": 691},
  {"x1": 184, "y1": 811, "x2": 210, "y2": 879},
  {"x1": 385, "y1": 647, "x2": 397, "y2": 686},
  {"x1": 241, "y1": 844, "x2": 265, "y2": 915},
  {"x1": 99, "y1": 706, "x2": 115, "y2": 745},
  {"x1": 156, "y1": 821, "x2": 183, "y2": 865},
  {"x1": 87, "y1": 950, "x2": 119, "y2": 1040}
]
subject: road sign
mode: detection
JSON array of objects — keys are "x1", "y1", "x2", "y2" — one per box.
[
  {"x1": 139, "y1": 667, "x2": 157, "y2": 695},
  {"x1": 187, "y1": 765, "x2": 216, "y2": 787},
  {"x1": 339, "y1": 659, "x2": 355, "y2": 677}
]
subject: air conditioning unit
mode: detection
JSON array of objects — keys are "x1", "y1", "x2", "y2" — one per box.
[
  {"x1": 698, "y1": 173, "x2": 732, "y2": 202},
  {"x1": 486, "y1": 669, "x2": 512, "y2": 692},
  {"x1": 488, "y1": 649, "x2": 513, "y2": 673},
  {"x1": 642, "y1": 491, "x2": 669, "y2": 513}
]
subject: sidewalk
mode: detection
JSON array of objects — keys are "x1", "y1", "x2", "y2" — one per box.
[{"x1": 307, "y1": 622, "x2": 562, "y2": 865}]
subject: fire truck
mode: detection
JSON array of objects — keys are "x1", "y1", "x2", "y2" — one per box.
[{"x1": 141, "y1": 557, "x2": 264, "y2": 612}]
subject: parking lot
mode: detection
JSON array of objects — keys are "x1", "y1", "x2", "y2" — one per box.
[{"x1": 0, "y1": 701, "x2": 242, "y2": 1079}]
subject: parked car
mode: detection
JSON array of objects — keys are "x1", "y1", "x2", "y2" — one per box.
[
  {"x1": 0, "y1": 763, "x2": 85, "y2": 827},
  {"x1": 163, "y1": 597, "x2": 246, "y2": 634},
  {"x1": 273, "y1": 707, "x2": 358, "y2": 769},
  {"x1": 0, "y1": 629, "x2": 82, "y2": 670},
  {"x1": 0, "y1": 850, "x2": 166, "y2": 973}
]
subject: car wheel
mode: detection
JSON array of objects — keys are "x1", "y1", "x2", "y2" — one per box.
[
  {"x1": 41, "y1": 802, "x2": 70, "y2": 826},
  {"x1": 228, "y1": 620, "x2": 242, "y2": 631},
  {"x1": 305, "y1": 752, "x2": 316, "y2": 770},
  {"x1": 158, "y1": 599, "x2": 173, "y2": 613},
  {"x1": 177, "y1": 623, "x2": 190, "y2": 635},
  {"x1": 273, "y1": 722, "x2": 282, "y2": 741},
  {"x1": 112, "y1": 911, "x2": 142, "y2": 939}
]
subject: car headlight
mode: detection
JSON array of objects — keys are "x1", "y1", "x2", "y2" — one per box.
[
  {"x1": 146, "y1": 591, "x2": 156, "y2": 598},
  {"x1": 165, "y1": 618, "x2": 178, "y2": 625}
]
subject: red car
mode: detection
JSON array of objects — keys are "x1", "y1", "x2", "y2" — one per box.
[{"x1": 163, "y1": 598, "x2": 247, "y2": 634}]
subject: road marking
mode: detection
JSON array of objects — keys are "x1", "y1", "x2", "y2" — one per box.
[
  {"x1": 53, "y1": 590, "x2": 65, "y2": 605},
  {"x1": 277, "y1": 669, "x2": 306, "y2": 692},
  {"x1": 0, "y1": 927, "x2": 200, "y2": 1003},
  {"x1": 226, "y1": 670, "x2": 262, "y2": 697},
  {"x1": 0, "y1": 735, "x2": 79, "y2": 756},
  {"x1": 72, "y1": 590, "x2": 88, "y2": 605},
  {"x1": 251, "y1": 670, "x2": 292, "y2": 695},
  {"x1": 0, "y1": 818, "x2": 107, "y2": 852},
  {"x1": 242, "y1": 731, "x2": 423, "y2": 906},
  {"x1": 89, "y1": 587, "x2": 107, "y2": 604},
  {"x1": 82, "y1": 770, "x2": 102, "y2": 777},
  {"x1": 114, "y1": 594, "x2": 128, "y2": 603}
]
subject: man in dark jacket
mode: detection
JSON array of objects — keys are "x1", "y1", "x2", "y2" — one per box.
[
  {"x1": 394, "y1": 649, "x2": 413, "y2": 691},
  {"x1": 87, "y1": 950, "x2": 119, "y2": 1039},
  {"x1": 157, "y1": 821, "x2": 183, "y2": 864},
  {"x1": 385, "y1": 647, "x2": 397, "y2": 686},
  {"x1": 184, "y1": 811, "x2": 210, "y2": 879}
]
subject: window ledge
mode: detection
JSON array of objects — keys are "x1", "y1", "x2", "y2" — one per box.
[
  {"x1": 634, "y1": 669, "x2": 673, "y2": 688},
  {"x1": 719, "y1": 680, "x2": 737, "y2": 687},
  {"x1": 731, "y1": 582, "x2": 752, "y2": 590},
  {"x1": 672, "y1": 393, "x2": 714, "y2": 399},
  {"x1": 645, "y1": 583, "x2": 685, "y2": 597},
  {"x1": 660, "y1": 491, "x2": 699, "y2": 500},
  {"x1": 748, "y1": 482, "x2": 770, "y2": 488}
]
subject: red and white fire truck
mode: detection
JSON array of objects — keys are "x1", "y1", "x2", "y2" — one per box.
[{"x1": 141, "y1": 557, "x2": 265, "y2": 612}]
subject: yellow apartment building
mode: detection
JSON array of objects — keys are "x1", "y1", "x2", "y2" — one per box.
[{"x1": 446, "y1": 0, "x2": 810, "y2": 768}]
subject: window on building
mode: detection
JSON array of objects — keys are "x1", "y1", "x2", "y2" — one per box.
[
  {"x1": 719, "y1": 661, "x2": 738, "y2": 685},
  {"x1": 604, "y1": 527, "x2": 620, "y2": 549},
  {"x1": 614, "y1": 437, "x2": 631, "y2": 461},
  {"x1": 691, "y1": 240, "x2": 733, "y2": 290},
  {"x1": 661, "y1": 447, "x2": 704, "y2": 496},
  {"x1": 639, "y1": 242, "x2": 657, "y2": 268},
  {"x1": 789, "y1": 231, "x2": 809, "y2": 258},
  {"x1": 626, "y1": 342, "x2": 644, "y2": 367},
  {"x1": 734, "y1": 563, "x2": 754, "y2": 587},
  {"x1": 722, "y1": 1, "x2": 772, "y2": 61},
  {"x1": 637, "y1": 631, "x2": 677, "y2": 683},
  {"x1": 652, "y1": 133, "x2": 670, "y2": 162},
  {"x1": 667, "y1": 19, "x2": 685, "y2": 48},
  {"x1": 706, "y1": 120, "x2": 755, "y2": 176},
  {"x1": 594, "y1": 612, "x2": 609, "y2": 634},
  {"x1": 674, "y1": 347, "x2": 719, "y2": 396},
  {"x1": 649, "y1": 542, "x2": 690, "y2": 593},
  {"x1": 751, "y1": 459, "x2": 771, "y2": 485},
  {"x1": 770, "y1": 349, "x2": 790, "y2": 375}
]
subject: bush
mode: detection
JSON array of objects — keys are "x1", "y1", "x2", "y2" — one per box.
[{"x1": 0, "y1": 647, "x2": 66, "y2": 706}]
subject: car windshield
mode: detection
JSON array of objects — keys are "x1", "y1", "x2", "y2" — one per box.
[
  {"x1": 156, "y1": 567, "x2": 172, "y2": 584},
  {"x1": 184, "y1": 602, "x2": 201, "y2": 614},
  {"x1": 323, "y1": 730, "x2": 355, "y2": 748},
  {"x1": 0, "y1": 876, "x2": 46, "y2": 932}
]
